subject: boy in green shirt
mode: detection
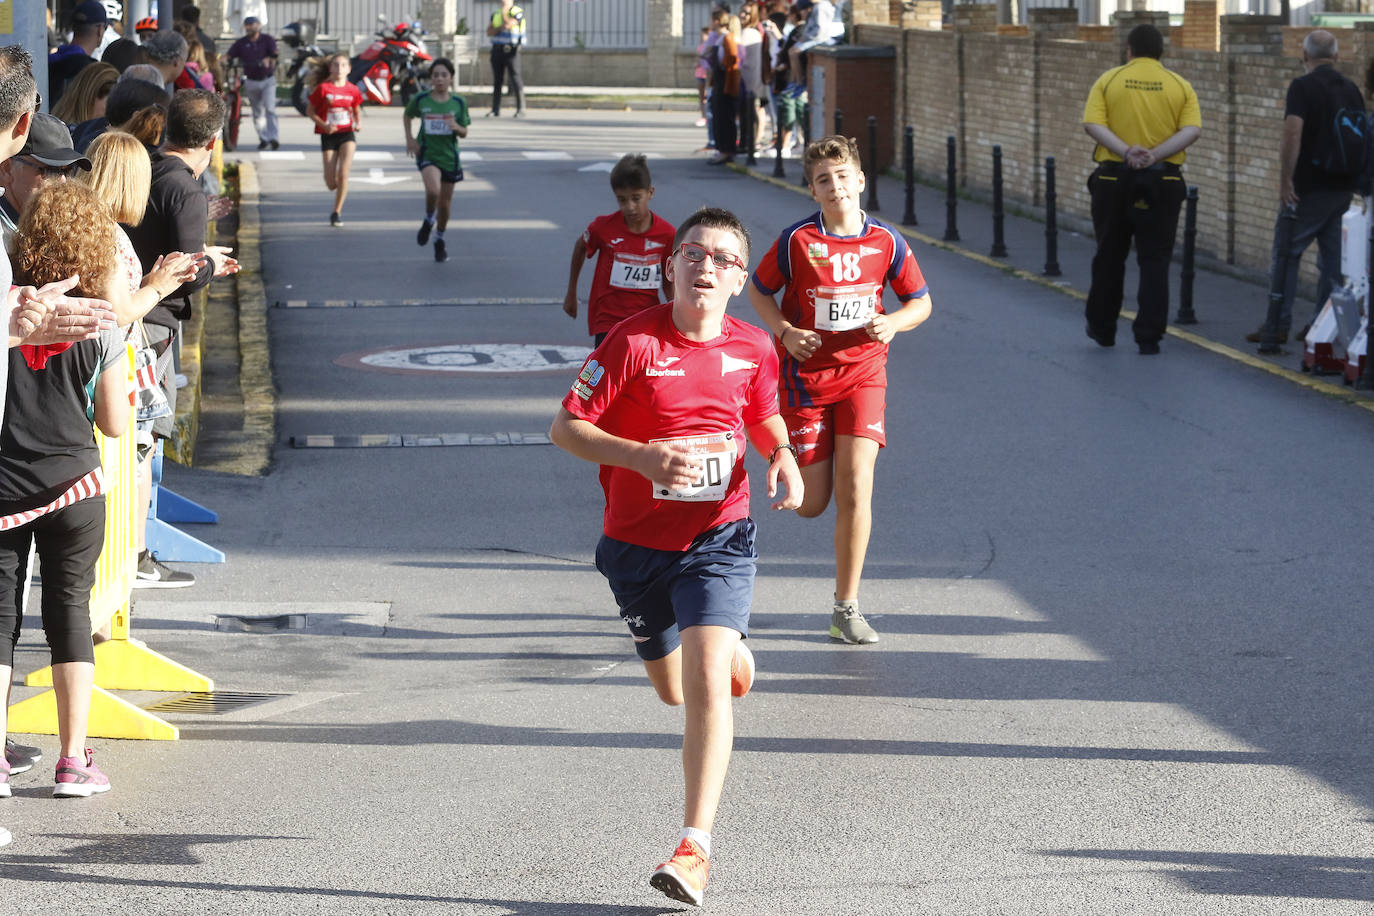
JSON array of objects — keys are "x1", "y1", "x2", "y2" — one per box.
[{"x1": 404, "y1": 58, "x2": 470, "y2": 263}]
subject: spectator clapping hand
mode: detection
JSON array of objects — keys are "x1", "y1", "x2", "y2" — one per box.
[
  {"x1": 9, "y1": 276, "x2": 117, "y2": 347},
  {"x1": 207, "y1": 195, "x2": 236, "y2": 221},
  {"x1": 205, "y1": 245, "x2": 240, "y2": 278},
  {"x1": 146, "y1": 252, "x2": 206, "y2": 298}
]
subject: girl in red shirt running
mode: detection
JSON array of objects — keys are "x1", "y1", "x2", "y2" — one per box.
[{"x1": 307, "y1": 53, "x2": 363, "y2": 226}]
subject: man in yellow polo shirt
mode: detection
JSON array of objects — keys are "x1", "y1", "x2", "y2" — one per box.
[{"x1": 1081, "y1": 24, "x2": 1201, "y2": 355}]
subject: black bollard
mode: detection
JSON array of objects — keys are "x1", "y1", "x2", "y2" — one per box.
[
  {"x1": 745, "y1": 95, "x2": 757, "y2": 167},
  {"x1": 1176, "y1": 185, "x2": 1200, "y2": 324},
  {"x1": 799, "y1": 102, "x2": 812, "y2": 187},
  {"x1": 773, "y1": 112, "x2": 785, "y2": 179},
  {"x1": 866, "y1": 115, "x2": 880, "y2": 212},
  {"x1": 902, "y1": 125, "x2": 917, "y2": 226},
  {"x1": 834, "y1": 108, "x2": 843, "y2": 137},
  {"x1": 1043, "y1": 156, "x2": 1061, "y2": 277},
  {"x1": 943, "y1": 135, "x2": 960, "y2": 242},
  {"x1": 990, "y1": 145, "x2": 1007, "y2": 257}
]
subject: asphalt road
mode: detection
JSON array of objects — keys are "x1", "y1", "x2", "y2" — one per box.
[{"x1": 3, "y1": 104, "x2": 1372, "y2": 915}]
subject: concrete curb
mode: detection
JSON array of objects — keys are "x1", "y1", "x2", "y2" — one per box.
[
  {"x1": 165, "y1": 286, "x2": 207, "y2": 467},
  {"x1": 227, "y1": 161, "x2": 276, "y2": 476},
  {"x1": 734, "y1": 163, "x2": 1374, "y2": 418}
]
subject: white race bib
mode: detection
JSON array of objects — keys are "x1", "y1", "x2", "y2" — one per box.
[
  {"x1": 610, "y1": 252, "x2": 661, "y2": 291},
  {"x1": 326, "y1": 107, "x2": 351, "y2": 127},
  {"x1": 649, "y1": 432, "x2": 737, "y2": 502},
  {"x1": 423, "y1": 113, "x2": 451, "y2": 135},
  {"x1": 814, "y1": 284, "x2": 877, "y2": 332}
]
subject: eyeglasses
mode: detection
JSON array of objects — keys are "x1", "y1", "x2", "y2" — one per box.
[
  {"x1": 16, "y1": 158, "x2": 79, "y2": 179},
  {"x1": 16, "y1": 158, "x2": 78, "y2": 179},
  {"x1": 675, "y1": 242, "x2": 747, "y2": 272}
]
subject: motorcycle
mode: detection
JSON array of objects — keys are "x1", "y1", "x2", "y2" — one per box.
[
  {"x1": 280, "y1": 21, "x2": 326, "y2": 117},
  {"x1": 349, "y1": 16, "x2": 432, "y2": 106}
]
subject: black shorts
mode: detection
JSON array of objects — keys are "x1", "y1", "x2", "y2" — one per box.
[
  {"x1": 320, "y1": 131, "x2": 356, "y2": 152},
  {"x1": 417, "y1": 160, "x2": 463, "y2": 184}
]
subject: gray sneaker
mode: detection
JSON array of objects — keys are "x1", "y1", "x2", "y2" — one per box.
[{"x1": 830, "y1": 604, "x2": 879, "y2": 645}]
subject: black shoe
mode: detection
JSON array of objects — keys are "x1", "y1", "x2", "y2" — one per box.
[
  {"x1": 1257, "y1": 343, "x2": 1282, "y2": 355},
  {"x1": 257, "y1": 140, "x2": 269, "y2": 150},
  {"x1": 330, "y1": 211, "x2": 341, "y2": 227},
  {"x1": 1138, "y1": 341, "x2": 1161, "y2": 355},
  {"x1": 1245, "y1": 328, "x2": 1288, "y2": 344},
  {"x1": 5, "y1": 738, "x2": 40, "y2": 774},
  {"x1": 417, "y1": 220, "x2": 432, "y2": 246},
  {"x1": 269, "y1": 139, "x2": 280, "y2": 151},
  {"x1": 434, "y1": 239, "x2": 447, "y2": 262},
  {"x1": 1085, "y1": 324, "x2": 1114, "y2": 348},
  {"x1": 133, "y1": 550, "x2": 195, "y2": 589}
]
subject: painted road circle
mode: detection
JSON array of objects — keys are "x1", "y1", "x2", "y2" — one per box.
[{"x1": 338, "y1": 342, "x2": 593, "y2": 376}]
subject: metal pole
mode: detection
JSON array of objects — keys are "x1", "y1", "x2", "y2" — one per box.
[
  {"x1": 944, "y1": 135, "x2": 960, "y2": 242},
  {"x1": 990, "y1": 145, "x2": 1007, "y2": 257},
  {"x1": 1176, "y1": 185, "x2": 1199, "y2": 324},
  {"x1": 834, "y1": 108, "x2": 843, "y2": 137},
  {"x1": 902, "y1": 125, "x2": 917, "y2": 226},
  {"x1": 745, "y1": 94, "x2": 757, "y2": 167},
  {"x1": 866, "y1": 115, "x2": 880, "y2": 212},
  {"x1": 773, "y1": 110, "x2": 786, "y2": 179},
  {"x1": 1043, "y1": 156, "x2": 1061, "y2": 277}
]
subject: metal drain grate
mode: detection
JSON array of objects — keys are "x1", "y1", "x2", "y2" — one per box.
[
  {"x1": 215, "y1": 614, "x2": 307, "y2": 632},
  {"x1": 144, "y1": 691, "x2": 289, "y2": 715}
]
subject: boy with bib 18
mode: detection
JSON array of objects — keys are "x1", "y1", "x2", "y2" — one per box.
[{"x1": 749, "y1": 135, "x2": 932, "y2": 645}]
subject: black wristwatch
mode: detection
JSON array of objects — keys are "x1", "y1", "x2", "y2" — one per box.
[{"x1": 769, "y1": 443, "x2": 799, "y2": 463}]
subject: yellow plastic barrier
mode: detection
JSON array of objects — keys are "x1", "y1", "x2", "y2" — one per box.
[{"x1": 9, "y1": 346, "x2": 214, "y2": 741}]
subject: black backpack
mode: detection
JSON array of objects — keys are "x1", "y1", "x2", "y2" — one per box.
[{"x1": 1313, "y1": 72, "x2": 1368, "y2": 177}]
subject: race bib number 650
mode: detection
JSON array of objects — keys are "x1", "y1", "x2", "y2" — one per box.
[
  {"x1": 814, "y1": 284, "x2": 877, "y2": 332},
  {"x1": 649, "y1": 432, "x2": 737, "y2": 502}
]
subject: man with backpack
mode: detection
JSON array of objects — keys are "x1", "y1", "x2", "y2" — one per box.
[
  {"x1": 1251, "y1": 30, "x2": 1366, "y2": 355},
  {"x1": 1081, "y1": 24, "x2": 1201, "y2": 355}
]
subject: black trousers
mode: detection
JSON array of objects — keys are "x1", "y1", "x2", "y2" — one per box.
[
  {"x1": 711, "y1": 85, "x2": 738, "y2": 156},
  {"x1": 0, "y1": 496, "x2": 105, "y2": 668},
  {"x1": 490, "y1": 45, "x2": 524, "y2": 115},
  {"x1": 1084, "y1": 165, "x2": 1187, "y2": 345}
]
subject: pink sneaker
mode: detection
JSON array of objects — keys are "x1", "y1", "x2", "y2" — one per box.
[{"x1": 53, "y1": 749, "x2": 111, "y2": 798}]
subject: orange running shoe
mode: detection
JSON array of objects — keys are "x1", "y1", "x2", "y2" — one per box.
[
  {"x1": 650, "y1": 837, "x2": 710, "y2": 905},
  {"x1": 730, "y1": 639, "x2": 754, "y2": 698}
]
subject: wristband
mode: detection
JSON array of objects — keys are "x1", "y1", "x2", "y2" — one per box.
[{"x1": 769, "y1": 443, "x2": 798, "y2": 463}]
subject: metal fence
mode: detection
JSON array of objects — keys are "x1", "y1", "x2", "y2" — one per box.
[{"x1": 264, "y1": 0, "x2": 647, "y2": 51}]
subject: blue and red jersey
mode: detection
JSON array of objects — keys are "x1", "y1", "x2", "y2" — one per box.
[{"x1": 751, "y1": 211, "x2": 927, "y2": 405}]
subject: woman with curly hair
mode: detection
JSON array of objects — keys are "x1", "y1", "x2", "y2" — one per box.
[
  {"x1": 50, "y1": 62, "x2": 118, "y2": 126},
  {"x1": 306, "y1": 52, "x2": 363, "y2": 226},
  {"x1": 0, "y1": 181, "x2": 130, "y2": 800}
]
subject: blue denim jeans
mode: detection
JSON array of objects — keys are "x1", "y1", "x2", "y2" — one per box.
[{"x1": 1261, "y1": 189, "x2": 1353, "y2": 344}]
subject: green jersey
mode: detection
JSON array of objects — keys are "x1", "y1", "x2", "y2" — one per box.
[{"x1": 405, "y1": 92, "x2": 470, "y2": 173}]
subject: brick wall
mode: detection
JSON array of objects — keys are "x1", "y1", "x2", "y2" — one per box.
[
  {"x1": 848, "y1": 13, "x2": 1359, "y2": 288},
  {"x1": 962, "y1": 33, "x2": 1039, "y2": 202},
  {"x1": 1179, "y1": 1, "x2": 1221, "y2": 52}
]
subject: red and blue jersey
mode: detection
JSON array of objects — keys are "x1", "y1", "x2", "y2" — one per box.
[
  {"x1": 582, "y1": 210, "x2": 675, "y2": 337},
  {"x1": 560, "y1": 304, "x2": 780, "y2": 551},
  {"x1": 751, "y1": 211, "x2": 927, "y2": 406}
]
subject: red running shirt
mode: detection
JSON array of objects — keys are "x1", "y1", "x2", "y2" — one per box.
[
  {"x1": 309, "y1": 81, "x2": 363, "y2": 134},
  {"x1": 582, "y1": 211, "x2": 676, "y2": 337},
  {"x1": 751, "y1": 212, "x2": 928, "y2": 405},
  {"x1": 561, "y1": 304, "x2": 781, "y2": 551}
]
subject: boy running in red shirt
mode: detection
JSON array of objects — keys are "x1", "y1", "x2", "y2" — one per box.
[
  {"x1": 749, "y1": 135, "x2": 932, "y2": 645},
  {"x1": 551, "y1": 207, "x2": 802, "y2": 906},
  {"x1": 563, "y1": 154, "x2": 675, "y2": 345}
]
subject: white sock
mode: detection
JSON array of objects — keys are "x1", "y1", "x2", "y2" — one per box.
[
  {"x1": 434, "y1": 229, "x2": 446, "y2": 242},
  {"x1": 424, "y1": 212, "x2": 435, "y2": 224},
  {"x1": 680, "y1": 827, "x2": 711, "y2": 857}
]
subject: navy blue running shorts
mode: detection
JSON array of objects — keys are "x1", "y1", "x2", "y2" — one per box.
[
  {"x1": 320, "y1": 131, "x2": 356, "y2": 152},
  {"x1": 595, "y1": 518, "x2": 756, "y2": 661}
]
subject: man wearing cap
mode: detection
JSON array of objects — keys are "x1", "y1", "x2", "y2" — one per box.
[
  {"x1": 49, "y1": 1, "x2": 109, "y2": 108},
  {"x1": 0, "y1": 114, "x2": 92, "y2": 253},
  {"x1": 226, "y1": 17, "x2": 279, "y2": 150}
]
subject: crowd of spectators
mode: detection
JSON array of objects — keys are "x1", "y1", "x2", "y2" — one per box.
[
  {"x1": 697, "y1": 0, "x2": 845, "y2": 164},
  {"x1": 0, "y1": 3, "x2": 243, "y2": 824}
]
